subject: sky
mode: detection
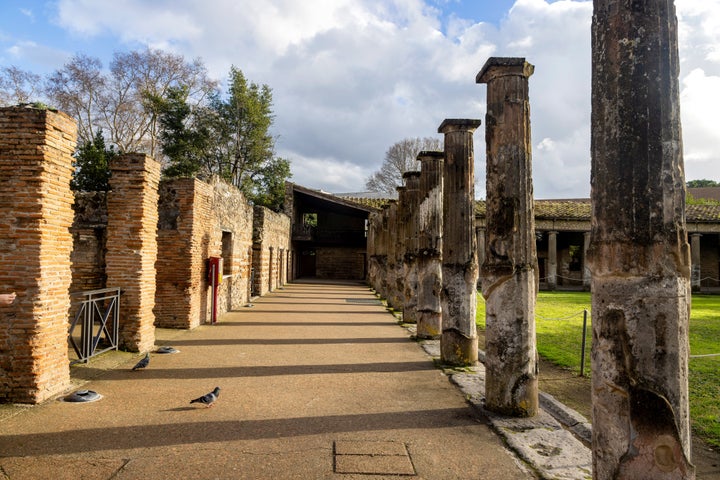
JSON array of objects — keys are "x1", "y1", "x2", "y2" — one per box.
[{"x1": 1, "y1": 0, "x2": 719, "y2": 199}]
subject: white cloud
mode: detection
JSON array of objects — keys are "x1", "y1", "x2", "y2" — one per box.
[{"x1": 27, "y1": 0, "x2": 720, "y2": 194}]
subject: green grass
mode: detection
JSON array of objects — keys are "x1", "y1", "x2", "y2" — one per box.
[{"x1": 476, "y1": 291, "x2": 720, "y2": 448}]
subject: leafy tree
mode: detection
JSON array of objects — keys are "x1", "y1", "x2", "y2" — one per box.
[
  {"x1": 687, "y1": 179, "x2": 719, "y2": 188},
  {"x1": 0, "y1": 66, "x2": 42, "y2": 106},
  {"x1": 365, "y1": 136, "x2": 443, "y2": 193},
  {"x1": 71, "y1": 130, "x2": 116, "y2": 191},
  {"x1": 157, "y1": 67, "x2": 291, "y2": 210}
]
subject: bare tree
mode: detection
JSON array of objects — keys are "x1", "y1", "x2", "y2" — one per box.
[
  {"x1": 0, "y1": 66, "x2": 42, "y2": 106},
  {"x1": 104, "y1": 49, "x2": 217, "y2": 157},
  {"x1": 45, "y1": 48, "x2": 217, "y2": 156},
  {"x1": 365, "y1": 136, "x2": 443, "y2": 193},
  {"x1": 45, "y1": 54, "x2": 106, "y2": 144}
]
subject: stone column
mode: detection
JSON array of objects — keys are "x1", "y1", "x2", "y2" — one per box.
[
  {"x1": 476, "y1": 227, "x2": 486, "y2": 285},
  {"x1": 477, "y1": 57, "x2": 538, "y2": 417},
  {"x1": 0, "y1": 106, "x2": 76, "y2": 403},
  {"x1": 590, "y1": 1, "x2": 694, "y2": 477},
  {"x1": 690, "y1": 234, "x2": 701, "y2": 292},
  {"x1": 107, "y1": 154, "x2": 160, "y2": 353},
  {"x1": 416, "y1": 151, "x2": 444, "y2": 339},
  {"x1": 438, "y1": 119, "x2": 481, "y2": 366},
  {"x1": 583, "y1": 231, "x2": 591, "y2": 291},
  {"x1": 392, "y1": 188, "x2": 407, "y2": 312},
  {"x1": 547, "y1": 231, "x2": 558, "y2": 290},
  {"x1": 402, "y1": 171, "x2": 421, "y2": 324},
  {"x1": 385, "y1": 200, "x2": 398, "y2": 306}
]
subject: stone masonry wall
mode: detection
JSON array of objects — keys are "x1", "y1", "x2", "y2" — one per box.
[
  {"x1": 209, "y1": 178, "x2": 254, "y2": 315},
  {"x1": 0, "y1": 106, "x2": 76, "y2": 403},
  {"x1": 155, "y1": 178, "x2": 212, "y2": 329},
  {"x1": 252, "y1": 206, "x2": 291, "y2": 297}
]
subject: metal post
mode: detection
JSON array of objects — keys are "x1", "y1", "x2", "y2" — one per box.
[{"x1": 580, "y1": 309, "x2": 588, "y2": 377}]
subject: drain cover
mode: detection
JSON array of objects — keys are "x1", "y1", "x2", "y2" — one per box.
[
  {"x1": 63, "y1": 389, "x2": 102, "y2": 403},
  {"x1": 156, "y1": 346, "x2": 179, "y2": 354}
]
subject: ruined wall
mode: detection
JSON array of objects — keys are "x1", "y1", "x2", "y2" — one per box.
[
  {"x1": 155, "y1": 177, "x2": 253, "y2": 329},
  {"x1": 0, "y1": 106, "x2": 76, "y2": 403},
  {"x1": 106, "y1": 154, "x2": 160, "y2": 353},
  {"x1": 70, "y1": 192, "x2": 108, "y2": 294},
  {"x1": 252, "y1": 206, "x2": 291, "y2": 296},
  {"x1": 211, "y1": 178, "x2": 254, "y2": 313}
]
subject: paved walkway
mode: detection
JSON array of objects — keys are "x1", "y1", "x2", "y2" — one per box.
[{"x1": 0, "y1": 281, "x2": 536, "y2": 480}]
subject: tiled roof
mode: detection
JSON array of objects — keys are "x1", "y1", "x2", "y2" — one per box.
[
  {"x1": 338, "y1": 196, "x2": 391, "y2": 210},
  {"x1": 337, "y1": 194, "x2": 720, "y2": 223}
]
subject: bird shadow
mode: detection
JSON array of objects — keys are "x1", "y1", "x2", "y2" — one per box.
[{"x1": 161, "y1": 406, "x2": 198, "y2": 412}]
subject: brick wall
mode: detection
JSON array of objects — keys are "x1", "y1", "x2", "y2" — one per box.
[
  {"x1": 252, "y1": 206, "x2": 291, "y2": 296},
  {"x1": 106, "y1": 154, "x2": 160, "y2": 353},
  {"x1": 70, "y1": 192, "x2": 108, "y2": 293},
  {"x1": 155, "y1": 177, "x2": 253, "y2": 328},
  {"x1": 0, "y1": 106, "x2": 76, "y2": 403},
  {"x1": 316, "y1": 247, "x2": 367, "y2": 280}
]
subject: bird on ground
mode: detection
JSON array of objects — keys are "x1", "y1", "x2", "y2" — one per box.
[
  {"x1": 132, "y1": 352, "x2": 150, "y2": 371},
  {"x1": 190, "y1": 387, "x2": 221, "y2": 408}
]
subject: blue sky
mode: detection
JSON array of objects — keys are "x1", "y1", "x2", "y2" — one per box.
[{"x1": 1, "y1": 1, "x2": 719, "y2": 197}]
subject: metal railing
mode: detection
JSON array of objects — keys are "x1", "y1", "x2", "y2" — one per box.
[{"x1": 69, "y1": 287, "x2": 121, "y2": 364}]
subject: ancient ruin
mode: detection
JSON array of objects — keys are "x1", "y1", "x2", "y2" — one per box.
[
  {"x1": 589, "y1": 1, "x2": 694, "y2": 478},
  {"x1": 0, "y1": 107, "x2": 76, "y2": 403},
  {"x1": 416, "y1": 151, "x2": 444, "y2": 339},
  {"x1": 401, "y1": 171, "x2": 421, "y2": 324},
  {"x1": 438, "y1": 118, "x2": 481, "y2": 366},
  {"x1": 477, "y1": 57, "x2": 539, "y2": 417}
]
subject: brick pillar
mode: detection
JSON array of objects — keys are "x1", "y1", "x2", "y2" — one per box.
[
  {"x1": 106, "y1": 154, "x2": 160, "y2": 353},
  {"x1": 590, "y1": 1, "x2": 694, "y2": 477},
  {"x1": 0, "y1": 106, "x2": 76, "y2": 403},
  {"x1": 416, "y1": 151, "x2": 444, "y2": 339},
  {"x1": 438, "y1": 119, "x2": 481, "y2": 366},
  {"x1": 401, "y1": 171, "x2": 421, "y2": 324},
  {"x1": 477, "y1": 57, "x2": 538, "y2": 417}
]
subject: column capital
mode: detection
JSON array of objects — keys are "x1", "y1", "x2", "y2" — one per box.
[
  {"x1": 476, "y1": 57, "x2": 535, "y2": 84},
  {"x1": 437, "y1": 118, "x2": 482, "y2": 134},
  {"x1": 417, "y1": 150, "x2": 444, "y2": 160},
  {"x1": 402, "y1": 170, "x2": 421, "y2": 181}
]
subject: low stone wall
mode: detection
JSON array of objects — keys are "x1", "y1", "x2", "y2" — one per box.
[{"x1": 316, "y1": 247, "x2": 366, "y2": 279}]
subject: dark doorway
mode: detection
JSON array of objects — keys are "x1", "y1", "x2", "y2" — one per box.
[{"x1": 300, "y1": 249, "x2": 317, "y2": 277}]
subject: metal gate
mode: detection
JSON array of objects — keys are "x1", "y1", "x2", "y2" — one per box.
[{"x1": 69, "y1": 287, "x2": 121, "y2": 364}]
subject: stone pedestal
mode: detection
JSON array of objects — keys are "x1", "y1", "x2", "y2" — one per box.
[
  {"x1": 477, "y1": 57, "x2": 538, "y2": 417},
  {"x1": 438, "y1": 119, "x2": 481, "y2": 366},
  {"x1": 590, "y1": 1, "x2": 694, "y2": 477}
]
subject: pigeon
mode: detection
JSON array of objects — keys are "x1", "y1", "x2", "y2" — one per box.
[
  {"x1": 132, "y1": 352, "x2": 150, "y2": 371},
  {"x1": 190, "y1": 386, "x2": 221, "y2": 408}
]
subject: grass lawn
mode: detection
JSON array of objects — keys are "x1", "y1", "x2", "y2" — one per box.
[{"x1": 476, "y1": 291, "x2": 720, "y2": 448}]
